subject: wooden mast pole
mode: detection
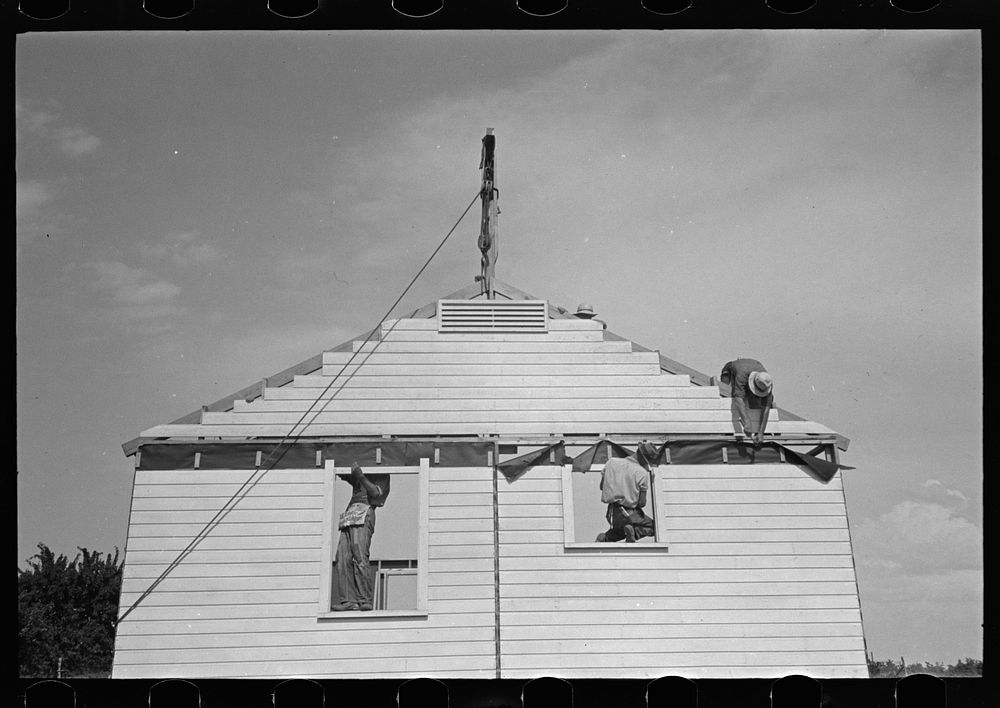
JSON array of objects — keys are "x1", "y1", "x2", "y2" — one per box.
[{"x1": 478, "y1": 128, "x2": 499, "y2": 299}]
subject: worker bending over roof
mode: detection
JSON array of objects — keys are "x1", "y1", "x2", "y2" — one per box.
[{"x1": 720, "y1": 358, "x2": 774, "y2": 447}]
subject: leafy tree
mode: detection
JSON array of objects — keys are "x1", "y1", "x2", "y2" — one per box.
[
  {"x1": 867, "y1": 654, "x2": 983, "y2": 678},
  {"x1": 18, "y1": 543, "x2": 123, "y2": 677}
]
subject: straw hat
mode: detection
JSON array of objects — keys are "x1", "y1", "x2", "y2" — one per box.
[{"x1": 749, "y1": 371, "x2": 773, "y2": 397}]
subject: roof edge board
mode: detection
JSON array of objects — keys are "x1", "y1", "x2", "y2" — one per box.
[{"x1": 125, "y1": 432, "x2": 844, "y2": 450}]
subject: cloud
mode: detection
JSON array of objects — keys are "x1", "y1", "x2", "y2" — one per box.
[
  {"x1": 16, "y1": 180, "x2": 52, "y2": 219},
  {"x1": 54, "y1": 125, "x2": 102, "y2": 157},
  {"x1": 916, "y1": 479, "x2": 969, "y2": 507},
  {"x1": 82, "y1": 261, "x2": 183, "y2": 322},
  {"x1": 852, "y1": 497, "x2": 983, "y2": 662},
  {"x1": 137, "y1": 231, "x2": 225, "y2": 267},
  {"x1": 16, "y1": 99, "x2": 101, "y2": 157},
  {"x1": 853, "y1": 500, "x2": 981, "y2": 575}
]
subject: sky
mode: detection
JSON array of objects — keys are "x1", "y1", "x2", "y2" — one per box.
[{"x1": 16, "y1": 30, "x2": 981, "y2": 665}]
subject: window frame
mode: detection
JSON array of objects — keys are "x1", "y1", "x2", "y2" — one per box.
[
  {"x1": 318, "y1": 458, "x2": 430, "y2": 619},
  {"x1": 560, "y1": 462, "x2": 670, "y2": 551}
]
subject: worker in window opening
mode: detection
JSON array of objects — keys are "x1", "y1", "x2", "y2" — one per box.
[
  {"x1": 595, "y1": 442, "x2": 658, "y2": 543},
  {"x1": 331, "y1": 462, "x2": 386, "y2": 611},
  {"x1": 720, "y1": 358, "x2": 774, "y2": 447}
]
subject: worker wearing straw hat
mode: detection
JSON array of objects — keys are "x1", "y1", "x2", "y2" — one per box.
[{"x1": 720, "y1": 358, "x2": 774, "y2": 447}]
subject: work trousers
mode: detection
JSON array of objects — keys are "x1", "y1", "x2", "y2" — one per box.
[
  {"x1": 335, "y1": 506, "x2": 376, "y2": 605},
  {"x1": 602, "y1": 504, "x2": 656, "y2": 542},
  {"x1": 731, "y1": 396, "x2": 763, "y2": 436}
]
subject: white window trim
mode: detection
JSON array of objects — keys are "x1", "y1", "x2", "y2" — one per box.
[
  {"x1": 560, "y1": 463, "x2": 670, "y2": 550},
  {"x1": 318, "y1": 458, "x2": 429, "y2": 619}
]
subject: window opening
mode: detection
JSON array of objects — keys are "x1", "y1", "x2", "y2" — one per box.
[
  {"x1": 320, "y1": 461, "x2": 428, "y2": 617},
  {"x1": 561, "y1": 462, "x2": 669, "y2": 549}
]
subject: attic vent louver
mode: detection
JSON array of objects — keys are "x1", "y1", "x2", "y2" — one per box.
[{"x1": 437, "y1": 299, "x2": 548, "y2": 333}]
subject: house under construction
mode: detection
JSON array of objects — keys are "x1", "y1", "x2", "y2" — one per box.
[{"x1": 112, "y1": 132, "x2": 867, "y2": 679}]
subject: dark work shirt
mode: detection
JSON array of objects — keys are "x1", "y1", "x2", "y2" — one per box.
[{"x1": 721, "y1": 358, "x2": 774, "y2": 407}]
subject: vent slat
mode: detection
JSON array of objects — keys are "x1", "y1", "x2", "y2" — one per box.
[{"x1": 438, "y1": 300, "x2": 548, "y2": 333}]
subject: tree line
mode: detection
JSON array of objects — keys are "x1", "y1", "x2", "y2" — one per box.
[{"x1": 867, "y1": 653, "x2": 982, "y2": 677}]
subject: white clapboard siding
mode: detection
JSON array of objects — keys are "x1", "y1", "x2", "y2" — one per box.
[
  {"x1": 291, "y1": 373, "x2": 690, "y2": 387},
  {"x1": 114, "y1": 466, "x2": 498, "y2": 679},
  {"x1": 318, "y1": 363, "x2": 664, "y2": 377},
  {"x1": 199, "y1": 410, "x2": 760, "y2": 425},
  {"x1": 351, "y1": 340, "x2": 633, "y2": 353},
  {"x1": 261, "y1": 386, "x2": 723, "y2": 400},
  {"x1": 496, "y1": 464, "x2": 865, "y2": 678},
  {"x1": 233, "y1": 397, "x2": 733, "y2": 412},
  {"x1": 291, "y1": 364, "x2": 691, "y2": 389},
  {"x1": 323, "y1": 351, "x2": 661, "y2": 366}
]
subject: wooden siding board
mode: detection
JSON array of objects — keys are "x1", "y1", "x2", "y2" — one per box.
[
  {"x1": 350, "y1": 340, "x2": 633, "y2": 352},
  {"x1": 262, "y1": 385, "x2": 723, "y2": 400},
  {"x1": 115, "y1": 626, "x2": 496, "y2": 650},
  {"x1": 502, "y1": 637, "x2": 865, "y2": 654},
  {"x1": 323, "y1": 351, "x2": 662, "y2": 365},
  {"x1": 236, "y1": 397, "x2": 732, "y2": 412},
  {"x1": 130, "y1": 496, "x2": 323, "y2": 511},
  {"x1": 497, "y1": 666, "x2": 868, "y2": 680},
  {"x1": 496, "y1": 568, "x2": 859, "y2": 584},
  {"x1": 124, "y1": 562, "x2": 321, "y2": 579},
  {"x1": 200, "y1": 410, "x2": 749, "y2": 425},
  {"x1": 317, "y1": 364, "x2": 665, "y2": 377},
  {"x1": 498, "y1": 595, "x2": 860, "y2": 611},
  {"x1": 661, "y1": 503, "x2": 849, "y2": 517},
  {"x1": 499, "y1": 650, "x2": 866, "y2": 670},
  {"x1": 120, "y1": 575, "x2": 320, "y2": 593},
  {"x1": 291, "y1": 373, "x2": 691, "y2": 387},
  {"x1": 127, "y1": 522, "x2": 321, "y2": 537},
  {"x1": 497, "y1": 609, "x2": 863, "y2": 626},
  {"x1": 124, "y1": 549, "x2": 321, "y2": 564},
  {"x1": 499, "y1": 622, "x2": 863, "y2": 640},
  {"x1": 497, "y1": 556, "x2": 856, "y2": 572},
  {"x1": 114, "y1": 659, "x2": 496, "y2": 680}
]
